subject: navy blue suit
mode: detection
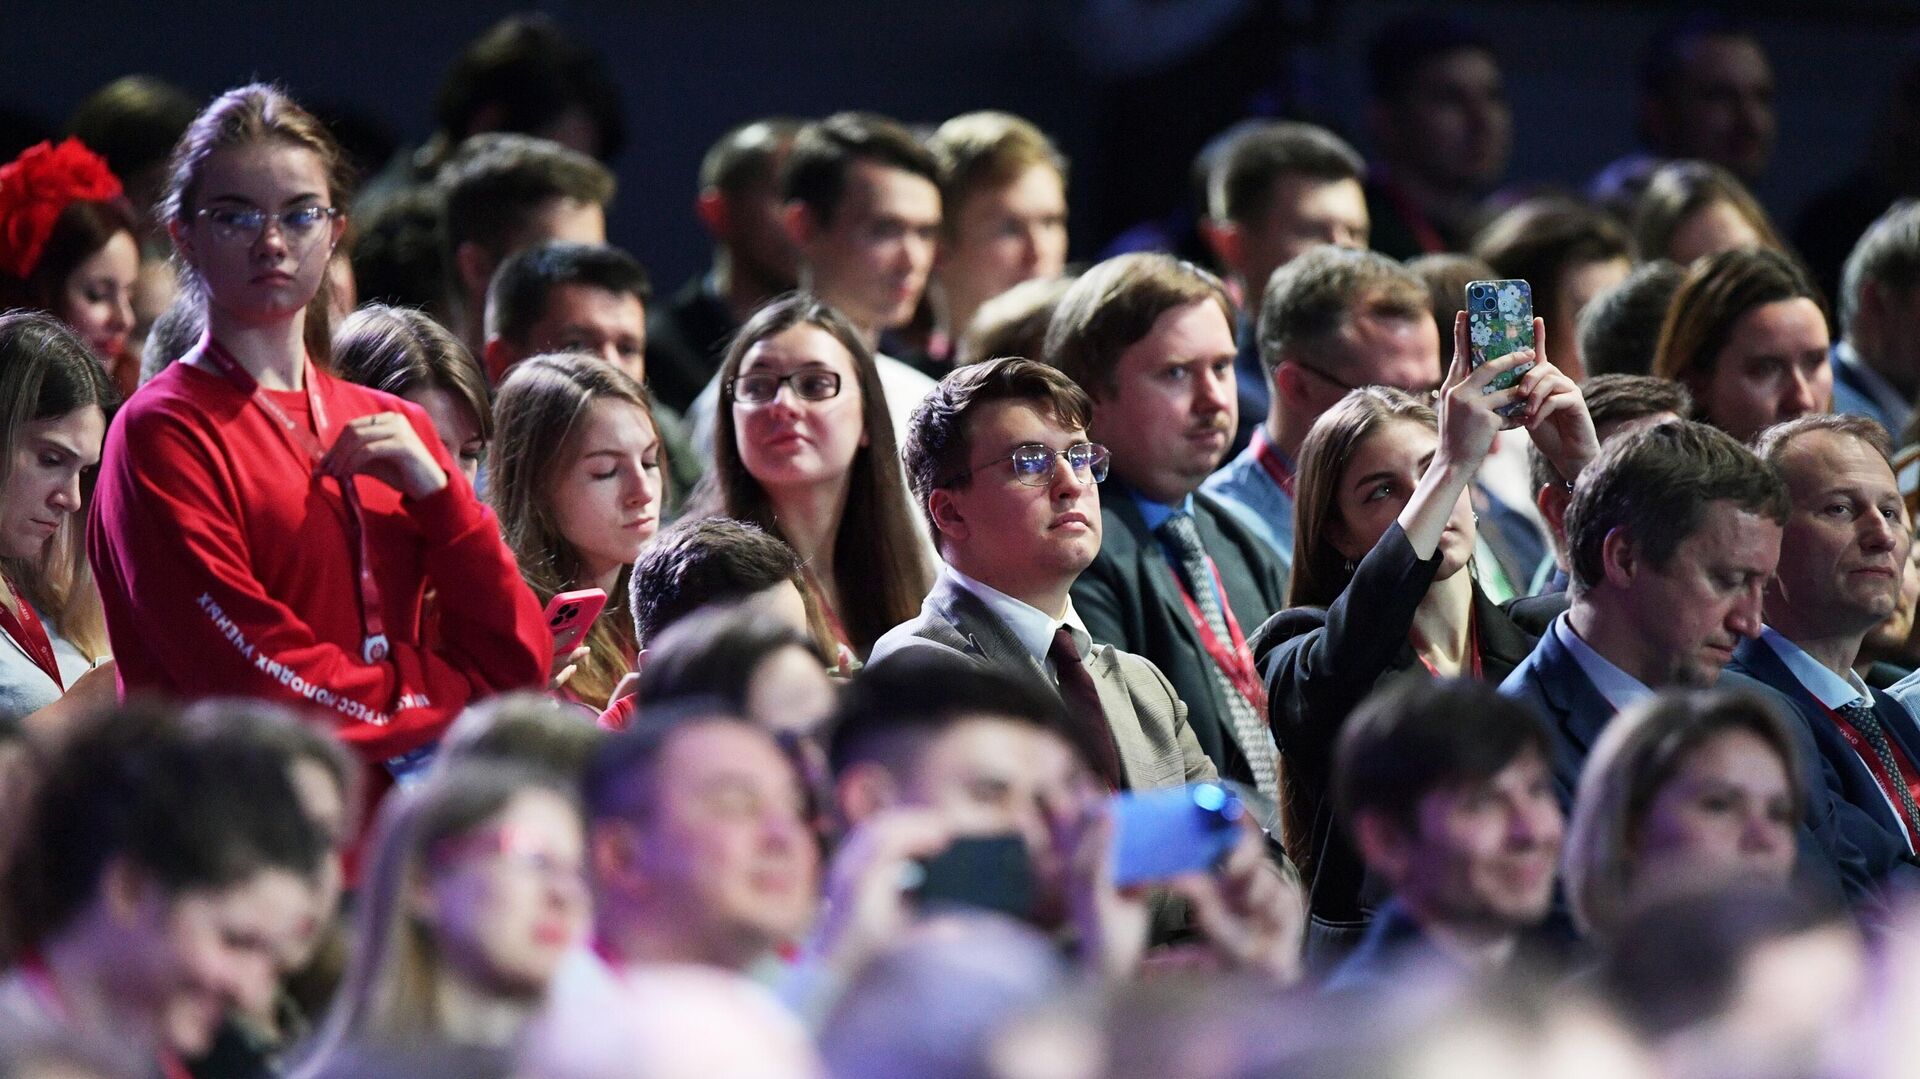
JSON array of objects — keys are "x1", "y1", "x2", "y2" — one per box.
[
  {"x1": 1727, "y1": 638, "x2": 1920, "y2": 902},
  {"x1": 1500, "y1": 625, "x2": 1856, "y2": 907}
]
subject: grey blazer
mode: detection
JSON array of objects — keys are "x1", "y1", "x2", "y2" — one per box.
[{"x1": 871, "y1": 573, "x2": 1217, "y2": 791}]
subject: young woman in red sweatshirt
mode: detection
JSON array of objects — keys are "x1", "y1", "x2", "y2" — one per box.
[{"x1": 86, "y1": 84, "x2": 549, "y2": 780}]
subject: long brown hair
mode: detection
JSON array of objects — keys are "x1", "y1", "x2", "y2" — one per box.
[
  {"x1": 687, "y1": 294, "x2": 930, "y2": 656},
  {"x1": 490, "y1": 352, "x2": 657, "y2": 705},
  {"x1": 0, "y1": 312, "x2": 118, "y2": 658},
  {"x1": 333, "y1": 304, "x2": 494, "y2": 443},
  {"x1": 159, "y1": 84, "x2": 352, "y2": 369},
  {"x1": 1650, "y1": 247, "x2": 1827, "y2": 410},
  {"x1": 1288, "y1": 386, "x2": 1436, "y2": 609}
]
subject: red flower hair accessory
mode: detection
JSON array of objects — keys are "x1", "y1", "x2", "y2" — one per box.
[{"x1": 0, "y1": 138, "x2": 125, "y2": 281}]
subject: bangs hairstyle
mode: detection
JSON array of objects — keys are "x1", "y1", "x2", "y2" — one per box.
[
  {"x1": 686, "y1": 294, "x2": 930, "y2": 656},
  {"x1": 160, "y1": 83, "x2": 353, "y2": 369},
  {"x1": 1288, "y1": 386, "x2": 1435, "y2": 609},
  {"x1": 1563, "y1": 690, "x2": 1806, "y2": 943},
  {"x1": 489, "y1": 352, "x2": 659, "y2": 706},
  {"x1": 904, "y1": 356, "x2": 1092, "y2": 544},
  {"x1": 1044, "y1": 253, "x2": 1233, "y2": 398},
  {"x1": 1651, "y1": 247, "x2": 1827, "y2": 400},
  {"x1": 1632, "y1": 160, "x2": 1783, "y2": 264},
  {"x1": 783, "y1": 112, "x2": 942, "y2": 227},
  {"x1": 333, "y1": 304, "x2": 493, "y2": 443},
  {"x1": 0, "y1": 312, "x2": 118, "y2": 657}
]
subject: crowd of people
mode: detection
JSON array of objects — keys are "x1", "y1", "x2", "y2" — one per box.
[{"x1": 5, "y1": 9, "x2": 1920, "y2": 1079}]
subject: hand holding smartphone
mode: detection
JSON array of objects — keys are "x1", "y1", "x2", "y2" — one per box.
[
  {"x1": 1109, "y1": 782, "x2": 1245, "y2": 887},
  {"x1": 544, "y1": 588, "x2": 608, "y2": 655},
  {"x1": 1466, "y1": 279, "x2": 1535, "y2": 418}
]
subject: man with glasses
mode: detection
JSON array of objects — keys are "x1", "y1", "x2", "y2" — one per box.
[
  {"x1": 1203, "y1": 246, "x2": 1443, "y2": 579},
  {"x1": 872, "y1": 356, "x2": 1216, "y2": 792}
]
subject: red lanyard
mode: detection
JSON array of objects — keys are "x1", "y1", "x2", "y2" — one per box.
[
  {"x1": 1377, "y1": 172, "x2": 1448, "y2": 255},
  {"x1": 1823, "y1": 700, "x2": 1920, "y2": 850},
  {"x1": 1249, "y1": 428, "x2": 1296, "y2": 498},
  {"x1": 1168, "y1": 557, "x2": 1267, "y2": 714},
  {"x1": 198, "y1": 340, "x2": 390, "y2": 663},
  {"x1": 1414, "y1": 609, "x2": 1483, "y2": 680},
  {"x1": 0, "y1": 577, "x2": 62, "y2": 690}
]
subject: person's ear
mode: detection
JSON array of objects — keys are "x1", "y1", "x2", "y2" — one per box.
[
  {"x1": 1600, "y1": 525, "x2": 1640, "y2": 590},
  {"x1": 167, "y1": 216, "x2": 195, "y2": 266},
  {"x1": 481, "y1": 337, "x2": 518, "y2": 388},
  {"x1": 929, "y1": 487, "x2": 970, "y2": 546},
  {"x1": 1273, "y1": 359, "x2": 1311, "y2": 405},
  {"x1": 835, "y1": 762, "x2": 899, "y2": 828},
  {"x1": 1199, "y1": 218, "x2": 1243, "y2": 280},
  {"x1": 1351, "y1": 809, "x2": 1413, "y2": 885},
  {"x1": 694, "y1": 189, "x2": 730, "y2": 238},
  {"x1": 454, "y1": 241, "x2": 496, "y2": 306},
  {"x1": 328, "y1": 209, "x2": 349, "y2": 255},
  {"x1": 99, "y1": 855, "x2": 159, "y2": 928},
  {"x1": 783, "y1": 201, "x2": 816, "y2": 250},
  {"x1": 1536, "y1": 483, "x2": 1571, "y2": 551},
  {"x1": 589, "y1": 819, "x2": 649, "y2": 899}
]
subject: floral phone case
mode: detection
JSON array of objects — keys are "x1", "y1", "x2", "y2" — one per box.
[{"x1": 1466, "y1": 279, "x2": 1534, "y2": 417}]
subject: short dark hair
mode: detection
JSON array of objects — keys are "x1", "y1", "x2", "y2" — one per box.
[
  {"x1": 1641, "y1": 13, "x2": 1761, "y2": 103},
  {"x1": 65, "y1": 75, "x2": 198, "y2": 191},
  {"x1": 1334, "y1": 678, "x2": 1549, "y2": 838},
  {"x1": 440, "y1": 133, "x2": 616, "y2": 260},
  {"x1": 484, "y1": 241, "x2": 651, "y2": 345},
  {"x1": 700, "y1": 118, "x2": 802, "y2": 197},
  {"x1": 783, "y1": 112, "x2": 943, "y2": 227},
  {"x1": 1207, "y1": 121, "x2": 1364, "y2": 224},
  {"x1": 1256, "y1": 245, "x2": 1430, "y2": 376},
  {"x1": 1565, "y1": 420, "x2": 1789, "y2": 595},
  {"x1": 1577, "y1": 259, "x2": 1688, "y2": 378},
  {"x1": 825, "y1": 651, "x2": 1079, "y2": 779},
  {"x1": 435, "y1": 13, "x2": 624, "y2": 162},
  {"x1": 580, "y1": 697, "x2": 753, "y2": 824},
  {"x1": 1527, "y1": 374, "x2": 1692, "y2": 494},
  {"x1": 637, "y1": 605, "x2": 824, "y2": 713},
  {"x1": 904, "y1": 357, "x2": 1093, "y2": 542},
  {"x1": 1045, "y1": 253, "x2": 1233, "y2": 398},
  {"x1": 1470, "y1": 197, "x2": 1633, "y2": 325},
  {"x1": 437, "y1": 692, "x2": 608, "y2": 780},
  {"x1": 5, "y1": 702, "x2": 324, "y2": 956},
  {"x1": 1366, "y1": 14, "x2": 1496, "y2": 103},
  {"x1": 351, "y1": 184, "x2": 450, "y2": 317},
  {"x1": 629, "y1": 517, "x2": 805, "y2": 647}
]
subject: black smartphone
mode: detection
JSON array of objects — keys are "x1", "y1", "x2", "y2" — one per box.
[{"x1": 905, "y1": 834, "x2": 1036, "y2": 921}]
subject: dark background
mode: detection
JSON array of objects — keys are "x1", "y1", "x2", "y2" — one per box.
[{"x1": 3, "y1": 0, "x2": 1915, "y2": 292}]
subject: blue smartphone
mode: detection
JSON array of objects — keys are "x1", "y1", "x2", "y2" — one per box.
[
  {"x1": 1466, "y1": 279, "x2": 1535, "y2": 418},
  {"x1": 1109, "y1": 782, "x2": 1244, "y2": 887}
]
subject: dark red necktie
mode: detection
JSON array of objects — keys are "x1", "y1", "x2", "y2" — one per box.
[{"x1": 1050, "y1": 626, "x2": 1125, "y2": 789}]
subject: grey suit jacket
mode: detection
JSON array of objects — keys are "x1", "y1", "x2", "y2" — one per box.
[{"x1": 870, "y1": 573, "x2": 1217, "y2": 791}]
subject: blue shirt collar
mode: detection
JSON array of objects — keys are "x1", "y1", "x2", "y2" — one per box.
[
  {"x1": 1759, "y1": 626, "x2": 1871, "y2": 709},
  {"x1": 1552, "y1": 613, "x2": 1654, "y2": 712},
  {"x1": 1129, "y1": 489, "x2": 1196, "y2": 533}
]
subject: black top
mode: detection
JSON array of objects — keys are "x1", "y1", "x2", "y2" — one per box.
[{"x1": 645, "y1": 275, "x2": 739, "y2": 416}]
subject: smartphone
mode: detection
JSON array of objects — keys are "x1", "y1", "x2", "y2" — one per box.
[
  {"x1": 544, "y1": 588, "x2": 608, "y2": 655},
  {"x1": 1466, "y1": 278, "x2": 1535, "y2": 418},
  {"x1": 1109, "y1": 782, "x2": 1245, "y2": 887},
  {"x1": 903, "y1": 834, "x2": 1036, "y2": 921}
]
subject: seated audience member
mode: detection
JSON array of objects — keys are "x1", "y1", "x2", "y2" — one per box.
[
  {"x1": 1576, "y1": 259, "x2": 1688, "y2": 378},
  {"x1": 1590, "y1": 16, "x2": 1777, "y2": 206},
  {"x1": 1405, "y1": 252, "x2": 1493, "y2": 340},
  {"x1": 351, "y1": 184, "x2": 453, "y2": 320},
  {"x1": 1632, "y1": 160, "x2": 1784, "y2": 267},
  {"x1": 0, "y1": 139, "x2": 141, "y2": 394},
  {"x1": 1524, "y1": 374, "x2": 1692, "y2": 596},
  {"x1": 1652, "y1": 247, "x2": 1832, "y2": 444},
  {"x1": 875, "y1": 356, "x2": 1216, "y2": 793},
  {"x1": 0, "y1": 704, "x2": 325, "y2": 1079},
  {"x1": 1499, "y1": 421, "x2": 1879, "y2": 904},
  {"x1": 578, "y1": 700, "x2": 819, "y2": 974},
  {"x1": 1563, "y1": 691, "x2": 1805, "y2": 946},
  {"x1": 295, "y1": 763, "x2": 588, "y2": 1078},
  {"x1": 1831, "y1": 200, "x2": 1920, "y2": 438},
  {"x1": 434, "y1": 692, "x2": 608, "y2": 780},
  {"x1": 138, "y1": 289, "x2": 204, "y2": 385},
  {"x1": 686, "y1": 296, "x2": 931, "y2": 666},
  {"x1": 1046, "y1": 254, "x2": 1285, "y2": 809},
  {"x1": 952, "y1": 273, "x2": 1076, "y2": 368},
  {"x1": 482, "y1": 241, "x2": 650, "y2": 388},
  {"x1": 0, "y1": 314, "x2": 117, "y2": 722},
  {"x1": 1727, "y1": 416, "x2": 1920, "y2": 884},
  {"x1": 1257, "y1": 327, "x2": 1593, "y2": 969},
  {"x1": 1858, "y1": 542, "x2": 1920, "y2": 686},
  {"x1": 417, "y1": 14, "x2": 624, "y2": 173},
  {"x1": 334, "y1": 304, "x2": 493, "y2": 485},
  {"x1": 828, "y1": 652, "x2": 1301, "y2": 983},
  {"x1": 625, "y1": 515, "x2": 825, "y2": 655},
  {"x1": 925, "y1": 111, "x2": 1071, "y2": 371},
  {"x1": 688, "y1": 112, "x2": 942, "y2": 452},
  {"x1": 646, "y1": 119, "x2": 801, "y2": 416},
  {"x1": 1198, "y1": 121, "x2": 1371, "y2": 451},
  {"x1": 65, "y1": 74, "x2": 198, "y2": 248},
  {"x1": 439, "y1": 133, "x2": 613, "y2": 353},
  {"x1": 1204, "y1": 247, "x2": 1442, "y2": 585},
  {"x1": 1324, "y1": 679, "x2": 1565, "y2": 992},
  {"x1": 1360, "y1": 15, "x2": 1510, "y2": 259},
  {"x1": 1470, "y1": 197, "x2": 1634, "y2": 382},
  {"x1": 490, "y1": 354, "x2": 663, "y2": 710}
]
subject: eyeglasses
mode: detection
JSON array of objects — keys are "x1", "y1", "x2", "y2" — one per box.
[
  {"x1": 729, "y1": 369, "x2": 843, "y2": 405},
  {"x1": 1287, "y1": 360, "x2": 1441, "y2": 404},
  {"x1": 195, "y1": 204, "x2": 340, "y2": 246},
  {"x1": 944, "y1": 441, "x2": 1110, "y2": 487}
]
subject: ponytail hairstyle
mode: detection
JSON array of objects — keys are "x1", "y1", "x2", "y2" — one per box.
[{"x1": 159, "y1": 84, "x2": 353, "y2": 369}]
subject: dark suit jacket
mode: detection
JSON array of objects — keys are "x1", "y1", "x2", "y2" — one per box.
[
  {"x1": 1072, "y1": 486, "x2": 1288, "y2": 794},
  {"x1": 1252, "y1": 524, "x2": 1540, "y2": 973},
  {"x1": 1727, "y1": 637, "x2": 1920, "y2": 904},
  {"x1": 870, "y1": 572, "x2": 1216, "y2": 790},
  {"x1": 644, "y1": 276, "x2": 738, "y2": 416},
  {"x1": 1500, "y1": 625, "x2": 1857, "y2": 908}
]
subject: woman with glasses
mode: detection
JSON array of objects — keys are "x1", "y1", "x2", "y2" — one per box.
[
  {"x1": 490, "y1": 353, "x2": 663, "y2": 710},
  {"x1": 687, "y1": 294, "x2": 931, "y2": 667},
  {"x1": 292, "y1": 763, "x2": 588, "y2": 1077},
  {"x1": 1252, "y1": 313, "x2": 1597, "y2": 971},
  {"x1": 86, "y1": 85, "x2": 548, "y2": 799}
]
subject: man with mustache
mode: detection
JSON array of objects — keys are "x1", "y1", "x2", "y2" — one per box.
[
  {"x1": 1043, "y1": 255, "x2": 1288, "y2": 827},
  {"x1": 1727, "y1": 415, "x2": 1920, "y2": 886}
]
